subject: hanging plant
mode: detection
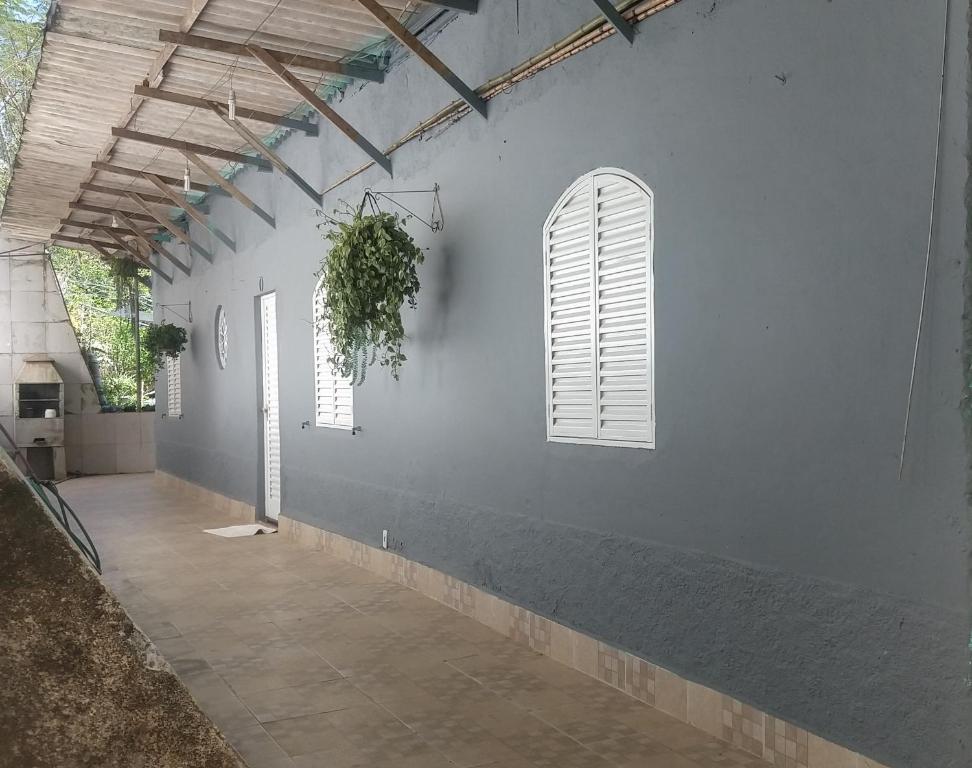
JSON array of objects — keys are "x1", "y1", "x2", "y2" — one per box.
[
  {"x1": 144, "y1": 321, "x2": 188, "y2": 369},
  {"x1": 317, "y1": 197, "x2": 424, "y2": 383},
  {"x1": 109, "y1": 257, "x2": 141, "y2": 309}
]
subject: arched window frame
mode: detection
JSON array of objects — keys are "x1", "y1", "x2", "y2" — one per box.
[
  {"x1": 542, "y1": 167, "x2": 655, "y2": 449},
  {"x1": 313, "y1": 276, "x2": 354, "y2": 430}
]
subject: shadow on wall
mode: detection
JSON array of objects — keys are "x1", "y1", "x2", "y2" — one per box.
[{"x1": 413, "y1": 245, "x2": 455, "y2": 346}]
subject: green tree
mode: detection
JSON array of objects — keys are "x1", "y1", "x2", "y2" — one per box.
[
  {"x1": 49, "y1": 246, "x2": 155, "y2": 410},
  {"x1": 0, "y1": 0, "x2": 49, "y2": 207}
]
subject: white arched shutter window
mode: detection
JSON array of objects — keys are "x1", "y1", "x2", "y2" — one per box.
[
  {"x1": 313, "y1": 279, "x2": 353, "y2": 429},
  {"x1": 543, "y1": 169, "x2": 654, "y2": 448}
]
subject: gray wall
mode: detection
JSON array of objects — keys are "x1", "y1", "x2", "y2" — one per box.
[{"x1": 155, "y1": 1, "x2": 972, "y2": 766}]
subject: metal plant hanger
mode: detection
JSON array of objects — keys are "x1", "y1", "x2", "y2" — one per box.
[
  {"x1": 322, "y1": 184, "x2": 444, "y2": 232},
  {"x1": 158, "y1": 301, "x2": 192, "y2": 324}
]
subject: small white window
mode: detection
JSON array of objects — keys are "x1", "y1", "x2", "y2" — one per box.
[
  {"x1": 313, "y1": 278, "x2": 354, "y2": 429},
  {"x1": 543, "y1": 168, "x2": 654, "y2": 448},
  {"x1": 165, "y1": 355, "x2": 182, "y2": 418}
]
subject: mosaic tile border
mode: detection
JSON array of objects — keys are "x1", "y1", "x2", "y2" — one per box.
[
  {"x1": 155, "y1": 471, "x2": 256, "y2": 523},
  {"x1": 154, "y1": 471, "x2": 890, "y2": 768}
]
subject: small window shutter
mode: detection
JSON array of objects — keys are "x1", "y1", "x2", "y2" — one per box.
[
  {"x1": 313, "y1": 284, "x2": 354, "y2": 428},
  {"x1": 544, "y1": 180, "x2": 597, "y2": 439},
  {"x1": 166, "y1": 355, "x2": 182, "y2": 418},
  {"x1": 593, "y1": 173, "x2": 652, "y2": 444}
]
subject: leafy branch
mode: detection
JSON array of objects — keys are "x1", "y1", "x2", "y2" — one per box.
[{"x1": 317, "y1": 197, "x2": 424, "y2": 383}]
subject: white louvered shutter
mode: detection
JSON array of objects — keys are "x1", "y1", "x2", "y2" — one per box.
[
  {"x1": 313, "y1": 283, "x2": 354, "y2": 429},
  {"x1": 544, "y1": 179, "x2": 596, "y2": 439},
  {"x1": 543, "y1": 170, "x2": 654, "y2": 448},
  {"x1": 261, "y1": 293, "x2": 281, "y2": 520},
  {"x1": 166, "y1": 355, "x2": 182, "y2": 418}
]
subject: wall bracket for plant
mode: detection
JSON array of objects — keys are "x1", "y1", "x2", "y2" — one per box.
[
  {"x1": 361, "y1": 184, "x2": 444, "y2": 232},
  {"x1": 158, "y1": 301, "x2": 192, "y2": 324}
]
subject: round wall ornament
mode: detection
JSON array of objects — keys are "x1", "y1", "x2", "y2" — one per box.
[{"x1": 215, "y1": 305, "x2": 228, "y2": 369}]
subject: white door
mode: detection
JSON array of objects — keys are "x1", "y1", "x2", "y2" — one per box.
[{"x1": 260, "y1": 292, "x2": 281, "y2": 521}]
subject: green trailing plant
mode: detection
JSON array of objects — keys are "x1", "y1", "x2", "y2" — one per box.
[
  {"x1": 317, "y1": 200, "x2": 424, "y2": 383},
  {"x1": 109, "y1": 257, "x2": 140, "y2": 309},
  {"x1": 143, "y1": 321, "x2": 188, "y2": 369}
]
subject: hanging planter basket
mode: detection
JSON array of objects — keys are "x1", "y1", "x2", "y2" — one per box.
[
  {"x1": 317, "y1": 195, "x2": 425, "y2": 384},
  {"x1": 144, "y1": 321, "x2": 188, "y2": 370}
]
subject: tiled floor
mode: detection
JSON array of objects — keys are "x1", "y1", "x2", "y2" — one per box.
[{"x1": 60, "y1": 474, "x2": 770, "y2": 768}]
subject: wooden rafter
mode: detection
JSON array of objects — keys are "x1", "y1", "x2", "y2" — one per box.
[
  {"x1": 111, "y1": 127, "x2": 271, "y2": 170},
  {"x1": 69, "y1": 202, "x2": 156, "y2": 223},
  {"x1": 157, "y1": 30, "x2": 384, "y2": 83},
  {"x1": 246, "y1": 44, "x2": 392, "y2": 176},
  {"x1": 149, "y1": 0, "x2": 214, "y2": 87},
  {"x1": 134, "y1": 85, "x2": 317, "y2": 136},
  {"x1": 142, "y1": 172, "x2": 237, "y2": 253},
  {"x1": 92, "y1": 162, "x2": 214, "y2": 194},
  {"x1": 589, "y1": 0, "x2": 635, "y2": 43},
  {"x1": 181, "y1": 150, "x2": 275, "y2": 228},
  {"x1": 354, "y1": 0, "x2": 486, "y2": 118},
  {"x1": 211, "y1": 103, "x2": 322, "y2": 207},
  {"x1": 125, "y1": 191, "x2": 212, "y2": 261},
  {"x1": 54, "y1": 233, "x2": 119, "y2": 249},
  {"x1": 55, "y1": 0, "x2": 217, "y2": 243},
  {"x1": 80, "y1": 183, "x2": 175, "y2": 206},
  {"x1": 114, "y1": 211, "x2": 191, "y2": 276},
  {"x1": 60, "y1": 218, "x2": 159, "y2": 237}
]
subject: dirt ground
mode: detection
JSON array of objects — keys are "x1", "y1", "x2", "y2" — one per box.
[{"x1": 0, "y1": 467, "x2": 243, "y2": 768}]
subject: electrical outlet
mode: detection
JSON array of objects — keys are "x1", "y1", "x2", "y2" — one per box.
[{"x1": 382, "y1": 529, "x2": 388, "y2": 549}]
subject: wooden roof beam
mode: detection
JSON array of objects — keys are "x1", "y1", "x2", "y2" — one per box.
[
  {"x1": 182, "y1": 150, "x2": 275, "y2": 228},
  {"x1": 157, "y1": 30, "x2": 384, "y2": 83},
  {"x1": 111, "y1": 127, "x2": 271, "y2": 170},
  {"x1": 589, "y1": 0, "x2": 635, "y2": 43},
  {"x1": 142, "y1": 172, "x2": 236, "y2": 253},
  {"x1": 134, "y1": 85, "x2": 318, "y2": 136},
  {"x1": 80, "y1": 183, "x2": 181, "y2": 207},
  {"x1": 211, "y1": 102, "x2": 322, "y2": 207},
  {"x1": 354, "y1": 0, "x2": 486, "y2": 118},
  {"x1": 69, "y1": 201, "x2": 156, "y2": 223},
  {"x1": 92, "y1": 162, "x2": 216, "y2": 194},
  {"x1": 59, "y1": 218, "x2": 160, "y2": 237},
  {"x1": 114, "y1": 211, "x2": 191, "y2": 276},
  {"x1": 125, "y1": 191, "x2": 213, "y2": 262},
  {"x1": 246, "y1": 44, "x2": 392, "y2": 176},
  {"x1": 53, "y1": 233, "x2": 119, "y2": 249}
]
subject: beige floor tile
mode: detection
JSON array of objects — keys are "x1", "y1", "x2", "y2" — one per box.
[
  {"x1": 60, "y1": 474, "x2": 783, "y2": 768},
  {"x1": 264, "y1": 712, "x2": 352, "y2": 757},
  {"x1": 238, "y1": 679, "x2": 370, "y2": 723}
]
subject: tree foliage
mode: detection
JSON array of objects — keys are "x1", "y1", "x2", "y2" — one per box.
[
  {"x1": 0, "y1": 0, "x2": 48, "y2": 206},
  {"x1": 49, "y1": 247, "x2": 154, "y2": 410}
]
